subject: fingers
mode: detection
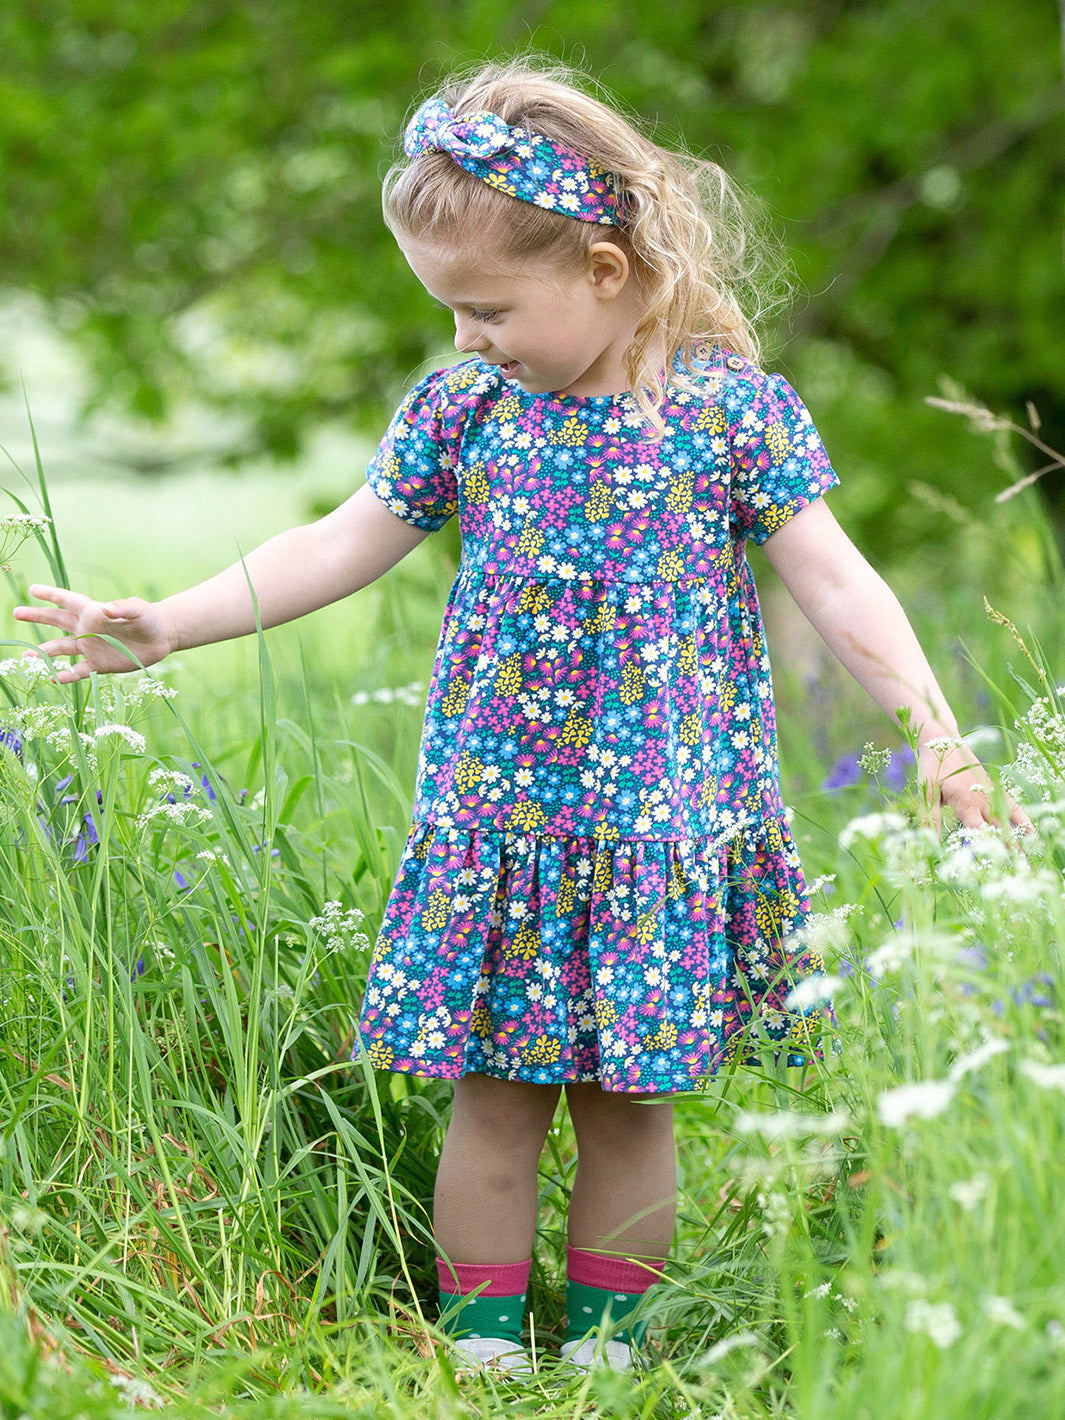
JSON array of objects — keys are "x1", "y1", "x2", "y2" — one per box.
[
  {"x1": 14, "y1": 585, "x2": 93, "y2": 633},
  {"x1": 1008, "y1": 798, "x2": 1036, "y2": 838}
]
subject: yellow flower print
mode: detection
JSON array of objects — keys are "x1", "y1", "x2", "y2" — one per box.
[
  {"x1": 635, "y1": 910, "x2": 659, "y2": 945},
  {"x1": 620, "y1": 660, "x2": 646, "y2": 705},
  {"x1": 692, "y1": 405, "x2": 727, "y2": 434},
  {"x1": 665, "y1": 471, "x2": 694, "y2": 514},
  {"x1": 754, "y1": 890, "x2": 784, "y2": 938},
  {"x1": 464, "y1": 463, "x2": 490, "y2": 503},
  {"x1": 759, "y1": 504, "x2": 791, "y2": 535},
  {"x1": 764, "y1": 817, "x2": 785, "y2": 857},
  {"x1": 559, "y1": 705, "x2": 593, "y2": 748},
  {"x1": 656, "y1": 548, "x2": 684, "y2": 579},
  {"x1": 413, "y1": 828, "x2": 435, "y2": 860},
  {"x1": 421, "y1": 889, "x2": 451, "y2": 930},
  {"x1": 586, "y1": 600, "x2": 616, "y2": 634},
  {"x1": 677, "y1": 635, "x2": 697, "y2": 676},
  {"x1": 484, "y1": 171, "x2": 520, "y2": 197},
  {"x1": 668, "y1": 856, "x2": 688, "y2": 901},
  {"x1": 646, "y1": 1021, "x2": 677, "y2": 1050},
  {"x1": 490, "y1": 393, "x2": 523, "y2": 422},
  {"x1": 445, "y1": 362, "x2": 484, "y2": 391},
  {"x1": 471, "y1": 1004, "x2": 493, "y2": 1037},
  {"x1": 765, "y1": 421, "x2": 791, "y2": 462},
  {"x1": 518, "y1": 584, "x2": 551, "y2": 613},
  {"x1": 584, "y1": 480, "x2": 613, "y2": 521},
  {"x1": 454, "y1": 750, "x2": 485, "y2": 793},
  {"x1": 552, "y1": 415, "x2": 588, "y2": 447},
  {"x1": 680, "y1": 711, "x2": 702, "y2": 746},
  {"x1": 720, "y1": 678, "x2": 737, "y2": 713},
  {"x1": 557, "y1": 875, "x2": 577, "y2": 915},
  {"x1": 524, "y1": 1034, "x2": 562, "y2": 1064},
  {"x1": 697, "y1": 775, "x2": 718, "y2": 807},
  {"x1": 367, "y1": 1040, "x2": 394, "y2": 1068},
  {"x1": 594, "y1": 999, "x2": 617, "y2": 1028},
  {"x1": 517, "y1": 523, "x2": 545, "y2": 557},
  {"x1": 504, "y1": 918, "x2": 541, "y2": 961},
  {"x1": 370, "y1": 938, "x2": 394, "y2": 965},
  {"x1": 593, "y1": 854, "x2": 612, "y2": 893},
  {"x1": 495, "y1": 652, "x2": 523, "y2": 696},
  {"x1": 441, "y1": 677, "x2": 470, "y2": 717},
  {"x1": 507, "y1": 801, "x2": 545, "y2": 832}
]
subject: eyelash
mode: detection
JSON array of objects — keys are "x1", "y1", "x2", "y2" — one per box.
[{"x1": 470, "y1": 309, "x2": 500, "y2": 323}]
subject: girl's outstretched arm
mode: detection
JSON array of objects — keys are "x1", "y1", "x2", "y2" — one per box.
[
  {"x1": 13, "y1": 484, "x2": 430, "y2": 684},
  {"x1": 762, "y1": 498, "x2": 1032, "y2": 834}
]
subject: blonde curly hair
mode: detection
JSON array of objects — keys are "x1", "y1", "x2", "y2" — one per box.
[{"x1": 384, "y1": 59, "x2": 781, "y2": 433}]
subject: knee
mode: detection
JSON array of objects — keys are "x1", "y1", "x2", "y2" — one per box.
[
  {"x1": 568, "y1": 1089, "x2": 675, "y2": 1155},
  {"x1": 449, "y1": 1077, "x2": 559, "y2": 1163}
]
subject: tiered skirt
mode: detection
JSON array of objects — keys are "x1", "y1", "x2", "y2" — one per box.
[{"x1": 356, "y1": 814, "x2": 829, "y2": 1094}]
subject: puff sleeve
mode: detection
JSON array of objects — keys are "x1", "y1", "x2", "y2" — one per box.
[
  {"x1": 365, "y1": 368, "x2": 467, "y2": 532},
  {"x1": 727, "y1": 368, "x2": 839, "y2": 545}
]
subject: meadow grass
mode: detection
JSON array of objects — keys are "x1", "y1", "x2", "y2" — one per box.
[{"x1": 1, "y1": 445, "x2": 1065, "y2": 1418}]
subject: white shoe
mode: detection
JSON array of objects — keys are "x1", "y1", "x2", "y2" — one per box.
[
  {"x1": 448, "y1": 1335, "x2": 531, "y2": 1373},
  {"x1": 559, "y1": 1336, "x2": 633, "y2": 1371}
]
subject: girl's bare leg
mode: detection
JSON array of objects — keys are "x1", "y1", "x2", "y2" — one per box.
[
  {"x1": 564, "y1": 1082, "x2": 676, "y2": 1259},
  {"x1": 434, "y1": 1073, "x2": 562, "y2": 1264}
]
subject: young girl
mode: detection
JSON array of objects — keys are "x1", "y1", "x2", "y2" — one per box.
[{"x1": 16, "y1": 61, "x2": 1029, "y2": 1374}]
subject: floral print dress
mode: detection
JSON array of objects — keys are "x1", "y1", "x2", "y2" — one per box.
[{"x1": 356, "y1": 350, "x2": 838, "y2": 1093}]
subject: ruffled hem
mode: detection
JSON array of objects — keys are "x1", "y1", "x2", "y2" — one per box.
[{"x1": 356, "y1": 817, "x2": 830, "y2": 1095}]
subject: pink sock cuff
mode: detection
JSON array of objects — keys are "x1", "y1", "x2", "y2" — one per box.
[
  {"x1": 566, "y1": 1245, "x2": 666, "y2": 1294},
  {"x1": 436, "y1": 1256, "x2": 532, "y2": 1297}
]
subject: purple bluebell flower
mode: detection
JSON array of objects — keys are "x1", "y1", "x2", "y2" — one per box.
[
  {"x1": 882, "y1": 744, "x2": 916, "y2": 792},
  {"x1": 822, "y1": 753, "x2": 861, "y2": 791},
  {"x1": 69, "y1": 813, "x2": 99, "y2": 864},
  {"x1": 0, "y1": 726, "x2": 23, "y2": 759},
  {"x1": 192, "y1": 764, "x2": 217, "y2": 801}
]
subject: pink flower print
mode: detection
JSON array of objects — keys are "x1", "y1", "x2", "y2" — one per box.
[
  {"x1": 454, "y1": 793, "x2": 485, "y2": 827},
  {"x1": 519, "y1": 722, "x2": 563, "y2": 759},
  {"x1": 643, "y1": 699, "x2": 666, "y2": 730},
  {"x1": 632, "y1": 743, "x2": 664, "y2": 780}
]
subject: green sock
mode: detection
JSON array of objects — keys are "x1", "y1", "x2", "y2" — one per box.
[
  {"x1": 438, "y1": 1288, "x2": 525, "y2": 1346},
  {"x1": 565, "y1": 1278, "x2": 648, "y2": 1346}
]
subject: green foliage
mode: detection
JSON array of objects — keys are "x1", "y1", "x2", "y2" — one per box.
[
  {"x1": 1, "y1": 0, "x2": 1062, "y2": 555},
  {"x1": 3, "y1": 434, "x2": 1065, "y2": 1415}
]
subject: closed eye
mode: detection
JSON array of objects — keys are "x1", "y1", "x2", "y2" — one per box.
[{"x1": 470, "y1": 309, "x2": 501, "y2": 323}]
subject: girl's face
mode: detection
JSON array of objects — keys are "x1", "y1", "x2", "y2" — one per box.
[{"x1": 398, "y1": 235, "x2": 643, "y2": 399}]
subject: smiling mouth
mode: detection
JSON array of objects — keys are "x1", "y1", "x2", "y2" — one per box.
[{"x1": 498, "y1": 360, "x2": 521, "y2": 376}]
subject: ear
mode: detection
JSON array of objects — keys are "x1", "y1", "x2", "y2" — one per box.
[{"x1": 585, "y1": 241, "x2": 630, "y2": 299}]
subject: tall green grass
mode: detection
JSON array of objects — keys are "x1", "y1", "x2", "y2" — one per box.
[{"x1": 2, "y1": 436, "x2": 1065, "y2": 1417}]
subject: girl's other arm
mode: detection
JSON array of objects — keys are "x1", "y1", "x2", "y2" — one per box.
[
  {"x1": 14, "y1": 484, "x2": 430, "y2": 683},
  {"x1": 762, "y1": 498, "x2": 1031, "y2": 833}
]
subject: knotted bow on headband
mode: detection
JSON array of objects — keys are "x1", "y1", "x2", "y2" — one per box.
[{"x1": 403, "y1": 98, "x2": 626, "y2": 227}]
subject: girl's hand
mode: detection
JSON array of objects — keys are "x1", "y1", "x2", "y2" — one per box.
[
  {"x1": 917, "y1": 738, "x2": 1033, "y2": 837},
  {"x1": 13, "y1": 584, "x2": 176, "y2": 683}
]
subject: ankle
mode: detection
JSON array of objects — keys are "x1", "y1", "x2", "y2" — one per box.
[
  {"x1": 564, "y1": 1246, "x2": 666, "y2": 1345},
  {"x1": 437, "y1": 1256, "x2": 531, "y2": 1348}
]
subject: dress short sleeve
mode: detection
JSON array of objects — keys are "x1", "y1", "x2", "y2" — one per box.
[
  {"x1": 728, "y1": 369, "x2": 839, "y2": 546},
  {"x1": 365, "y1": 368, "x2": 465, "y2": 531}
]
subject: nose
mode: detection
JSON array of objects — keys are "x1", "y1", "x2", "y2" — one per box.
[{"x1": 453, "y1": 315, "x2": 487, "y2": 353}]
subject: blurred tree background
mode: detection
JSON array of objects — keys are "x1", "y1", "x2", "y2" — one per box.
[{"x1": 0, "y1": 0, "x2": 1062, "y2": 564}]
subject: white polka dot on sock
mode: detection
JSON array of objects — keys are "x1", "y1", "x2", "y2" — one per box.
[
  {"x1": 582, "y1": 1305, "x2": 593, "y2": 1313},
  {"x1": 614, "y1": 1293, "x2": 628, "y2": 1301},
  {"x1": 498, "y1": 1314, "x2": 508, "y2": 1322}
]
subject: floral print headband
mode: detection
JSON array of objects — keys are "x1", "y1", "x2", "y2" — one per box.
[{"x1": 403, "y1": 98, "x2": 627, "y2": 227}]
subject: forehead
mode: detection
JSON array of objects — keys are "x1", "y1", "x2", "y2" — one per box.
[{"x1": 399, "y1": 236, "x2": 546, "y2": 304}]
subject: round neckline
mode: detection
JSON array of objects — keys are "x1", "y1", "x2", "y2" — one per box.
[{"x1": 470, "y1": 348, "x2": 731, "y2": 405}]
